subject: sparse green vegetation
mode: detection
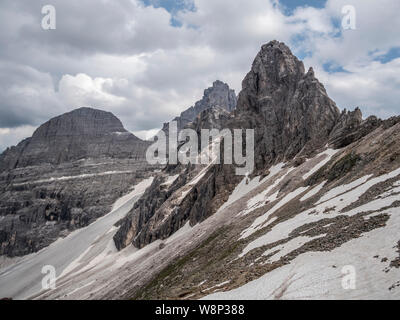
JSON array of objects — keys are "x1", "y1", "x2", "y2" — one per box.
[
  {"x1": 307, "y1": 152, "x2": 360, "y2": 186},
  {"x1": 327, "y1": 153, "x2": 360, "y2": 181}
]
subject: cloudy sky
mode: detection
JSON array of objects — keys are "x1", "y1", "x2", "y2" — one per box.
[{"x1": 0, "y1": 0, "x2": 399, "y2": 151}]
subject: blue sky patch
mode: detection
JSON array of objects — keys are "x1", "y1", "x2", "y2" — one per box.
[
  {"x1": 372, "y1": 47, "x2": 400, "y2": 64},
  {"x1": 279, "y1": 0, "x2": 327, "y2": 14},
  {"x1": 141, "y1": 0, "x2": 195, "y2": 26},
  {"x1": 323, "y1": 61, "x2": 350, "y2": 74}
]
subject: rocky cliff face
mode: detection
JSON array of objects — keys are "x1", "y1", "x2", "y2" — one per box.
[
  {"x1": 114, "y1": 41, "x2": 397, "y2": 255},
  {"x1": 233, "y1": 41, "x2": 340, "y2": 170},
  {"x1": 114, "y1": 41, "x2": 364, "y2": 251},
  {"x1": 114, "y1": 81, "x2": 237, "y2": 251},
  {"x1": 161, "y1": 80, "x2": 237, "y2": 134},
  {"x1": 113, "y1": 106, "x2": 238, "y2": 250},
  {"x1": 112, "y1": 43, "x2": 400, "y2": 300},
  {"x1": 0, "y1": 108, "x2": 153, "y2": 257}
]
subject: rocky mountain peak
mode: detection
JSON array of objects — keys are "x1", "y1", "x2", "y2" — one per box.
[
  {"x1": 32, "y1": 107, "x2": 129, "y2": 139},
  {"x1": 0, "y1": 106, "x2": 153, "y2": 257},
  {"x1": 162, "y1": 80, "x2": 237, "y2": 134},
  {"x1": 0, "y1": 107, "x2": 147, "y2": 170},
  {"x1": 234, "y1": 41, "x2": 341, "y2": 169},
  {"x1": 240, "y1": 40, "x2": 305, "y2": 98},
  {"x1": 195, "y1": 80, "x2": 237, "y2": 113}
]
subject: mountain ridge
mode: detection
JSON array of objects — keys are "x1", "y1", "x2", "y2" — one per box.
[
  {"x1": 1, "y1": 40, "x2": 400, "y2": 300},
  {"x1": 113, "y1": 40, "x2": 387, "y2": 251},
  {"x1": 161, "y1": 80, "x2": 237, "y2": 135}
]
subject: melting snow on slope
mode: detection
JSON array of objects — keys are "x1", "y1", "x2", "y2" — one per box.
[
  {"x1": 240, "y1": 186, "x2": 309, "y2": 239},
  {"x1": 213, "y1": 163, "x2": 287, "y2": 215},
  {"x1": 204, "y1": 206, "x2": 400, "y2": 300},
  {"x1": 240, "y1": 164, "x2": 292, "y2": 217},
  {"x1": 112, "y1": 177, "x2": 155, "y2": 210},
  {"x1": 15, "y1": 171, "x2": 135, "y2": 186},
  {"x1": 238, "y1": 167, "x2": 400, "y2": 262},
  {"x1": 161, "y1": 174, "x2": 179, "y2": 187},
  {"x1": 300, "y1": 181, "x2": 327, "y2": 202},
  {"x1": 260, "y1": 234, "x2": 327, "y2": 263},
  {"x1": 303, "y1": 149, "x2": 339, "y2": 180},
  {"x1": 203, "y1": 280, "x2": 231, "y2": 292},
  {"x1": 317, "y1": 175, "x2": 373, "y2": 204},
  {"x1": 43, "y1": 178, "x2": 154, "y2": 287}
]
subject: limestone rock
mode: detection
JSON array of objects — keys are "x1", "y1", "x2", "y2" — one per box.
[
  {"x1": 0, "y1": 108, "x2": 153, "y2": 257},
  {"x1": 162, "y1": 80, "x2": 237, "y2": 135}
]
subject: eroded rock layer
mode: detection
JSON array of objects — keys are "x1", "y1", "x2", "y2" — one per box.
[{"x1": 0, "y1": 108, "x2": 153, "y2": 257}]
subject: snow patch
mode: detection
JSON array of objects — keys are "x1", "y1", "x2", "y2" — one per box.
[
  {"x1": 161, "y1": 174, "x2": 179, "y2": 187},
  {"x1": 240, "y1": 164, "x2": 292, "y2": 217},
  {"x1": 15, "y1": 171, "x2": 135, "y2": 186},
  {"x1": 303, "y1": 149, "x2": 339, "y2": 180},
  {"x1": 317, "y1": 175, "x2": 373, "y2": 204},
  {"x1": 261, "y1": 234, "x2": 326, "y2": 263},
  {"x1": 240, "y1": 186, "x2": 309, "y2": 239},
  {"x1": 112, "y1": 177, "x2": 154, "y2": 211},
  {"x1": 300, "y1": 181, "x2": 327, "y2": 202},
  {"x1": 204, "y1": 206, "x2": 400, "y2": 300}
]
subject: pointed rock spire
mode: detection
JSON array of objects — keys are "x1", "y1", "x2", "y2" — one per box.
[{"x1": 235, "y1": 40, "x2": 341, "y2": 169}]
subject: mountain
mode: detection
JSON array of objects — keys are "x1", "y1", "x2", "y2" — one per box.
[
  {"x1": 0, "y1": 107, "x2": 146, "y2": 171},
  {"x1": 113, "y1": 41, "x2": 381, "y2": 251},
  {"x1": 161, "y1": 80, "x2": 237, "y2": 134},
  {"x1": 107, "y1": 41, "x2": 400, "y2": 300},
  {"x1": 0, "y1": 107, "x2": 154, "y2": 257},
  {"x1": 1, "y1": 41, "x2": 400, "y2": 300}
]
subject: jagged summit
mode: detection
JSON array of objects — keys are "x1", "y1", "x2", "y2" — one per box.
[
  {"x1": 188, "y1": 79, "x2": 236, "y2": 115},
  {"x1": 238, "y1": 42, "x2": 386, "y2": 155},
  {"x1": 162, "y1": 80, "x2": 237, "y2": 134},
  {"x1": 114, "y1": 40, "x2": 394, "y2": 253},
  {"x1": 233, "y1": 41, "x2": 341, "y2": 169},
  {"x1": 250, "y1": 40, "x2": 306, "y2": 86}
]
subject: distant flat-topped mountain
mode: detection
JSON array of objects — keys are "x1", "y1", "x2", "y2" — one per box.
[
  {"x1": 0, "y1": 107, "x2": 148, "y2": 171},
  {"x1": 0, "y1": 107, "x2": 154, "y2": 257}
]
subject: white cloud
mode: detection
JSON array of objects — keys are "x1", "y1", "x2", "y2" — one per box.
[
  {"x1": 313, "y1": 58, "x2": 400, "y2": 118},
  {"x1": 58, "y1": 74, "x2": 127, "y2": 108},
  {"x1": 0, "y1": 125, "x2": 37, "y2": 152}
]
